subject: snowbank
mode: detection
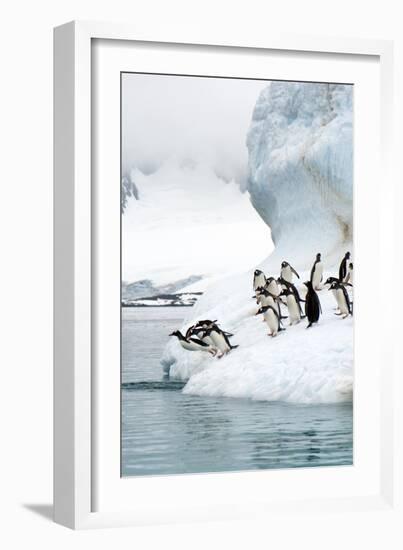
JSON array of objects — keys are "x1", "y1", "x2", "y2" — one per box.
[{"x1": 161, "y1": 82, "x2": 353, "y2": 404}]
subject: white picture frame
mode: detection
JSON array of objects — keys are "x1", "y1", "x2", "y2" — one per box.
[{"x1": 54, "y1": 20, "x2": 398, "y2": 530}]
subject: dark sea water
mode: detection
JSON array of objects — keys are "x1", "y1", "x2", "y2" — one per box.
[{"x1": 121, "y1": 307, "x2": 353, "y2": 477}]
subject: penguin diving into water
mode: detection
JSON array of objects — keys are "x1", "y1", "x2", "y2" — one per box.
[
  {"x1": 280, "y1": 261, "x2": 300, "y2": 284},
  {"x1": 310, "y1": 253, "x2": 323, "y2": 290},
  {"x1": 339, "y1": 252, "x2": 351, "y2": 282},
  {"x1": 329, "y1": 282, "x2": 352, "y2": 319},
  {"x1": 303, "y1": 281, "x2": 322, "y2": 328},
  {"x1": 256, "y1": 305, "x2": 285, "y2": 337},
  {"x1": 253, "y1": 269, "x2": 266, "y2": 294},
  {"x1": 201, "y1": 326, "x2": 239, "y2": 357},
  {"x1": 169, "y1": 330, "x2": 217, "y2": 356}
]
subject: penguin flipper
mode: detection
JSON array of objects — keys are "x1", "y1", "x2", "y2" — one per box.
[{"x1": 291, "y1": 266, "x2": 300, "y2": 279}]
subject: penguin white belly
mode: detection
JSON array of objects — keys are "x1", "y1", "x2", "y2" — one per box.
[
  {"x1": 281, "y1": 266, "x2": 293, "y2": 283},
  {"x1": 267, "y1": 280, "x2": 281, "y2": 296},
  {"x1": 202, "y1": 335, "x2": 215, "y2": 346},
  {"x1": 260, "y1": 295, "x2": 271, "y2": 307},
  {"x1": 287, "y1": 295, "x2": 301, "y2": 324},
  {"x1": 254, "y1": 274, "x2": 266, "y2": 290},
  {"x1": 210, "y1": 330, "x2": 230, "y2": 353},
  {"x1": 336, "y1": 288, "x2": 349, "y2": 317},
  {"x1": 264, "y1": 310, "x2": 279, "y2": 336},
  {"x1": 312, "y1": 262, "x2": 323, "y2": 289}
]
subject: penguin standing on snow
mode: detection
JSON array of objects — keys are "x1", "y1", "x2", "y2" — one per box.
[
  {"x1": 277, "y1": 277, "x2": 305, "y2": 305},
  {"x1": 256, "y1": 305, "x2": 285, "y2": 337},
  {"x1": 256, "y1": 288, "x2": 286, "y2": 319},
  {"x1": 169, "y1": 330, "x2": 217, "y2": 355},
  {"x1": 253, "y1": 269, "x2": 266, "y2": 293},
  {"x1": 339, "y1": 252, "x2": 351, "y2": 282},
  {"x1": 310, "y1": 253, "x2": 323, "y2": 290},
  {"x1": 329, "y1": 282, "x2": 352, "y2": 319},
  {"x1": 303, "y1": 281, "x2": 322, "y2": 328},
  {"x1": 280, "y1": 261, "x2": 300, "y2": 284},
  {"x1": 280, "y1": 288, "x2": 304, "y2": 325}
]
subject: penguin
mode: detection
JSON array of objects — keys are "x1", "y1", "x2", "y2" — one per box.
[
  {"x1": 277, "y1": 277, "x2": 305, "y2": 309},
  {"x1": 303, "y1": 281, "x2": 322, "y2": 328},
  {"x1": 186, "y1": 320, "x2": 216, "y2": 339},
  {"x1": 202, "y1": 326, "x2": 238, "y2": 356},
  {"x1": 265, "y1": 276, "x2": 281, "y2": 297},
  {"x1": 256, "y1": 288, "x2": 285, "y2": 319},
  {"x1": 310, "y1": 253, "x2": 323, "y2": 290},
  {"x1": 345, "y1": 262, "x2": 354, "y2": 285},
  {"x1": 323, "y1": 276, "x2": 340, "y2": 307},
  {"x1": 339, "y1": 252, "x2": 351, "y2": 282},
  {"x1": 280, "y1": 288, "x2": 304, "y2": 325},
  {"x1": 329, "y1": 282, "x2": 352, "y2": 319},
  {"x1": 280, "y1": 261, "x2": 300, "y2": 283},
  {"x1": 169, "y1": 330, "x2": 217, "y2": 355},
  {"x1": 253, "y1": 269, "x2": 266, "y2": 293},
  {"x1": 256, "y1": 305, "x2": 285, "y2": 337}
]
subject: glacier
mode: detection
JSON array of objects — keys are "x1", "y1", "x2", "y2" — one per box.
[{"x1": 161, "y1": 81, "x2": 353, "y2": 404}]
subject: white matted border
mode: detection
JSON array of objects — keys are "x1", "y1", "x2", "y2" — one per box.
[{"x1": 54, "y1": 21, "x2": 397, "y2": 529}]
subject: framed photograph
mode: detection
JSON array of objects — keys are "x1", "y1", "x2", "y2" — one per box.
[{"x1": 54, "y1": 21, "x2": 397, "y2": 529}]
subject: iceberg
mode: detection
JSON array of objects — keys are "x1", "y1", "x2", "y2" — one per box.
[{"x1": 161, "y1": 82, "x2": 353, "y2": 404}]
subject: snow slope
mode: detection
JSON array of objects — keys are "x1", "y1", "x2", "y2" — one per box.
[{"x1": 161, "y1": 82, "x2": 353, "y2": 404}]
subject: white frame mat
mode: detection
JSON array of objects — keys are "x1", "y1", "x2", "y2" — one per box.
[{"x1": 54, "y1": 21, "x2": 397, "y2": 530}]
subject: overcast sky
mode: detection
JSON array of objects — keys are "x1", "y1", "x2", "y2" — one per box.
[{"x1": 121, "y1": 73, "x2": 267, "y2": 180}]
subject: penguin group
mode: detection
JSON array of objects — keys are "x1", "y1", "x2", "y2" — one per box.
[
  {"x1": 170, "y1": 319, "x2": 238, "y2": 358},
  {"x1": 253, "y1": 252, "x2": 353, "y2": 335},
  {"x1": 169, "y1": 251, "x2": 354, "y2": 356}
]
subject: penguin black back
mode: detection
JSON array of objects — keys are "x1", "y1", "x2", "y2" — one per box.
[
  {"x1": 339, "y1": 252, "x2": 351, "y2": 281},
  {"x1": 303, "y1": 281, "x2": 321, "y2": 328}
]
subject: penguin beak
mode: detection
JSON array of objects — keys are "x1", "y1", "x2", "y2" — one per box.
[{"x1": 169, "y1": 332, "x2": 175, "y2": 336}]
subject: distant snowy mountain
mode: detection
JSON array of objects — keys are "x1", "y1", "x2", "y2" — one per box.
[
  {"x1": 123, "y1": 292, "x2": 202, "y2": 308},
  {"x1": 122, "y1": 158, "x2": 272, "y2": 293},
  {"x1": 122, "y1": 275, "x2": 204, "y2": 301},
  {"x1": 162, "y1": 82, "x2": 354, "y2": 404}
]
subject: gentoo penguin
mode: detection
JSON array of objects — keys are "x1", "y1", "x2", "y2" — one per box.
[
  {"x1": 303, "y1": 281, "x2": 322, "y2": 328},
  {"x1": 277, "y1": 277, "x2": 305, "y2": 308},
  {"x1": 345, "y1": 262, "x2": 354, "y2": 285},
  {"x1": 256, "y1": 288, "x2": 285, "y2": 319},
  {"x1": 202, "y1": 326, "x2": 238, "y2": 356},
  {"x1": 329, "y1": 282, "x2": 352, "y2": 319},
  {"x1": 339, "y1": 252, "x2": 351, "y2": 282},
  {"x1": 265, "y1": 276, "x2": 281, "y2": 297},
  {"x1": 310, "y1": 253, "x2": 324, "y2": 290},
  {"x1": 280, "y1": 261, "x2": 300, "y2": 284},
  {"x1": 256, "y1": 305, "x2": 285, "y2": 337},
  {"x1": 280, "y1": 288, "x2": 304, "y2": 325},
  {"x1": 324, "y1": 277, "x2": 340, "y2": 307},
  {"x1": 253, "y1": 269, "x2": 266, "y2": 293},
  {"x1": 186, "y1": 320, "x2": 216, "y2": 339},
  {"x1": 169, "y1": 330, "x2": 217, "y2": 355}
]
